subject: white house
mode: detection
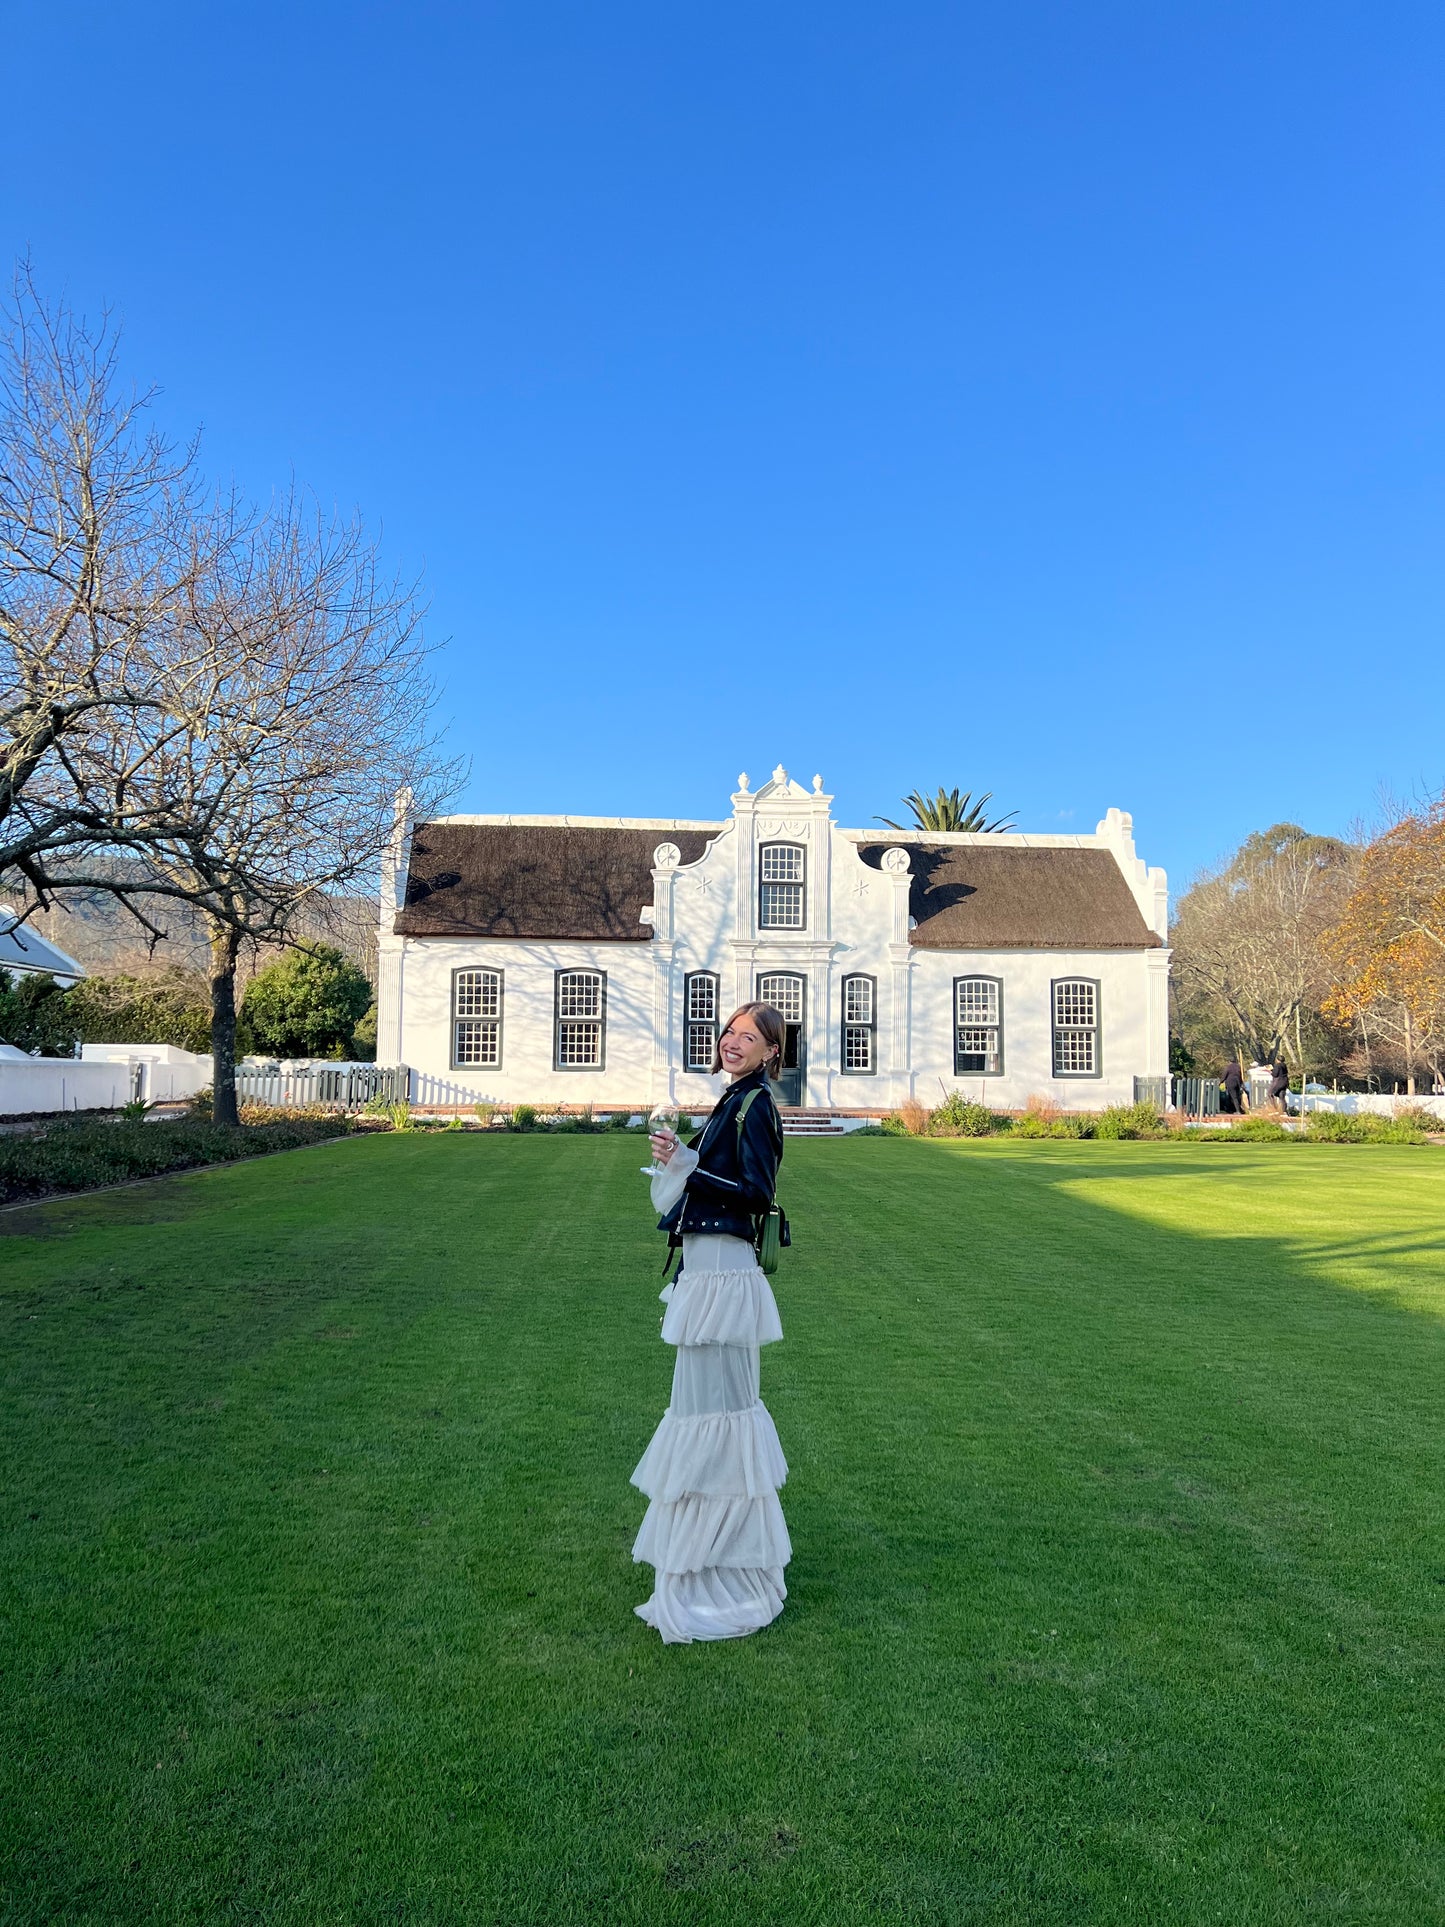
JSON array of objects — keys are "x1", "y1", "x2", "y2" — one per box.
[{"x1": 376, "y1": 768, "x2": 1170, "y2": 1113}]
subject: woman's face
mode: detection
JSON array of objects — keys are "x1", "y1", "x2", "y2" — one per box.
[{"x1": 718, "y1": 1011, "x2": 776, "y2": 1079}]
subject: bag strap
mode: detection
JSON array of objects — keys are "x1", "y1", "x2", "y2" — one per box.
[
  {"x1": 735, "y1": 1085, "x2": 783, "y2": 1246},
  {"x1": 735, "y1": 1086, "x2": 764, "y2": 1139}
]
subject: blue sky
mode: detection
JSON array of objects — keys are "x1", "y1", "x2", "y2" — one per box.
[{"x1": 3, "y1": 1, "x2": 1441, "y2": 893}]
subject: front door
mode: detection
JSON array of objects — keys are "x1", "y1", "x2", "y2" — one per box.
[{"x1": 757, "y1": 972, "x2": 805, "y2": 1106}]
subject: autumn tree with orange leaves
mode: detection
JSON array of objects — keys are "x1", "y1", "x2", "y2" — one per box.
[{"x1": 1323, "y1": 801, "x2": 1445, "y2": 1094}]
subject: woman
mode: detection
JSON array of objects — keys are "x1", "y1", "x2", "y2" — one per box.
[{"x1": 631, "y1": 1002, "x2": 790, "y2": 1644}]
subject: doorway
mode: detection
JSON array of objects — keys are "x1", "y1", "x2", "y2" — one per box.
[{"x1": 757, "y1": 972, "x2": 805, "y2": 1106}]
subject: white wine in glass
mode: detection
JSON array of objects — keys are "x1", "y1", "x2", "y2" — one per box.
[{"x1": 641, "y1": 1104, "x2": 682, "y2": 1176}]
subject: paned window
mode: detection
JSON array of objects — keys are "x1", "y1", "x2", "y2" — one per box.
[
  {"x1": 758, "y1": 843, "x2": 806, "y2": 929},
  {"x1": 841, "y1": 974, "x2": 876, "y2": 1074},
  {"x1": 684, "y1": 971, "x2": 719, "y2": 1071},
  {"x1": 1052, "y1": 977, "x2": 1100, "y2": 1077},
  {"x1": 757, "y1": 972, "x2": 804, "y2": 1022},
  {"x1": 954, "y1": 977, "x2": 1003, "y2": 1075},
  {"x1": 452, "y1": 968, "x2": 502, "y2": 1068},
  {"x1": 555, "y1": 969, "x2": 606, "y2": 1070}
]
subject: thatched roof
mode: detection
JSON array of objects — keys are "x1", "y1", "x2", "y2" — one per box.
[
  {"x1": 394, "y1": 823, "x2": 719, "y2": 941},
  {"x1": 854, "y1": 841, "x2": 1162, "y2": 949}
]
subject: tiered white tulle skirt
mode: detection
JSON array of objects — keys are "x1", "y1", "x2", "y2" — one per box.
[{"x1": 631, "y1": 1233, "x2": 789, "y2": 1643}]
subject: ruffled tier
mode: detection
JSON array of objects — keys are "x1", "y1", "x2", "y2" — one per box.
[
  {"x1": 634, "y1": 1565, "x2": 787, "y2": 1645},
  {"x1": 630, "y1": 1400, "x2": 788, "y2": 1503},
  {"x1": 632, "y1": 1490, "x2": 792, "y2": 1575},
  {"x1": 660, "y1": 1264, "x2": 783, "y2": 1349}
]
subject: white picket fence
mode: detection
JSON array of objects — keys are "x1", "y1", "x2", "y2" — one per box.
[{"x1": 234, "y1": 1062, "x2": 409, "y2": 1109}]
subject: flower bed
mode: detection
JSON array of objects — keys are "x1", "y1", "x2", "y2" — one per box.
[{"x1": 0, "y1": 1111, "x2": 355, "y2": 1207}]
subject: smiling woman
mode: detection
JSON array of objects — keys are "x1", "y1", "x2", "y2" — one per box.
[{"x1": 631, "y1": 1002, "x2": 792, "y2": 1643}]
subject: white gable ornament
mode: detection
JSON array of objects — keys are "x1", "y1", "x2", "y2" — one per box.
[{"x1": 653, "y1": 842, "x2": 682, "y2": 870}]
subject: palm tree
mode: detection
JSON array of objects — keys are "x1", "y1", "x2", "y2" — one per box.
[{"x1": 876, "y1": 786, "x2": 1017, "y2": 834}]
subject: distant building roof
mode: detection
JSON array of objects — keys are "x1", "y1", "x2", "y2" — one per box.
[
  {"x1": 0, "y1": 914, "x2": 86, "y2": 982},
  {"x1": 394, "y1": 823, "x2": 721, "y2": 941},
  {"x1": 854, "y1": 841, "x2": 1162, "y2": 949}
]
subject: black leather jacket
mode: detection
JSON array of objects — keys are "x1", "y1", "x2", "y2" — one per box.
[{"x1": 658, "y1": 1068, "x2": 784, "y2": 1242}]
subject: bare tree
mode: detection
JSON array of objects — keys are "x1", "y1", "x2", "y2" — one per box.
[
  {"x1": 1171, "y1": 824, "x2": 1355, "y2": 1075},
  {"x1": 0, "y1": 266, "x2": 208, "y2": 903},
  {"x1": 73, "y1": 493, "x2": 461, "y2": 1122}
]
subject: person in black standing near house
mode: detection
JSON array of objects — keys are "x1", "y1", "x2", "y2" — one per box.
[
  {"x1": 1269, "y1": 1058, "x2": 1291, "y2": 1112},
  {"x1": 1222, "y1": 1057, "x2": 1246, "y2": 1114},
  {"x1": 630, "y1": 1002, "x2": 791, "y2": 1644}
]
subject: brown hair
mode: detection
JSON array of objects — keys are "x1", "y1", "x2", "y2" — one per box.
[{"x1": 711, "y1": 1002, "x2": 787, "y2": 1078}]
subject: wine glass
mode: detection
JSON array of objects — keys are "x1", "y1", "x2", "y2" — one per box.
[{"x1": 641, "y1": 1104, "x2": 682, "y2": 1176}]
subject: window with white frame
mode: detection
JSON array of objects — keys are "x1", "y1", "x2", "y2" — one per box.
[
  {"x1": 758, "y1": 843, "x2": 806, "y2": 929},
  {"x1": 452, "y1": 968, "x2": 503, "y2": 1068},
  {"x1": 841, "y1": 974, "x2": 876, "y2": 1074},
  {"x1": 954, "y1": 977, "x2": 1003, "y2": 1075},
  {"x1": 1052, "y1": 977, "x2": 1100, "y2": 1076},
  {"x1": 555, "y1": 969, "x2": 606, "y2": 1069},
  {"x1": 684, "y1": 971, "x2": 719, "y2": 1071}
]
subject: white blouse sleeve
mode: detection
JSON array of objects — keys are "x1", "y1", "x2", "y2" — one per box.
[{"x1": 649, "y1": 1142, "x2": 699, "y2": 1216}]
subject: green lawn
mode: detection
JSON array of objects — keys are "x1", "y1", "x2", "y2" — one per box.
[{"x1": 3, "y1": 1135, "x2": 1444, "y2": 1926}]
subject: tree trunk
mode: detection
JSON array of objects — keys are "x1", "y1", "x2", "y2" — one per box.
[
  {"x1": 209, "y1": 922, "x2": 243, "y2": 1127},
  {"x1": 1404, "y1": 1006, "x2": 1416, "y2": 1097}
]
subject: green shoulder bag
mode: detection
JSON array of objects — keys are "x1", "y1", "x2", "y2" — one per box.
[{"x1": 736, "y1": 1086, "x2": 785, "y2": 1276}]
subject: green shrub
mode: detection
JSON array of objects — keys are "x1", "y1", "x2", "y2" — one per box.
[
  {"x1": 1094, "y1": 1101, "x2": 1167, "y2": 1140},
  {"x1": 510, "y1": 1104, "x2": 538, "y2": 1132},
  {"x1": 1228, "y1": 1115, "x2": 1293, "y2": 1141},
  {"x1": 474, "y1": 1102, "x2": 498, "y2": 1128},
  {"x1": 928, "y1": 1093, "x2": 999, "y2": 1138},
  {"x1": 604, "y1": 1111, "x2": 635, "y2": 1131},
  {"x1": 1395, "y1": 1106, "x2": 1443, "y2": 1135},
  {"x1": 0, "y1": 1112, "x2": 352, "y2": 1206},
  {"x1": 240, "y1": 946, "x2": 374, "y2": 1060},
  {"x1": 550, "y1": 1116, "x2": 580, "y2": 1133},
  {"x1": 0, "y1": 967, "x2": 81, "y2": 1056},
  {"x1": 351, "y1": 1002, "x2": 378, "y2": 1062},
  {"x1": 1008, "y1": 1112, "x2": 1050, "y2": 1139},
  {"x1": 1305, "y1": 1110, "x2": 1429, "y2": 1145},
  {"x1": 68, "y1": 968, "x2": 212, "y2": 1054}
]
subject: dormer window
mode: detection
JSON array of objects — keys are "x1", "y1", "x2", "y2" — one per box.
[{"x1": 759, "y1": 843, "x2": 805, "y2": 930}]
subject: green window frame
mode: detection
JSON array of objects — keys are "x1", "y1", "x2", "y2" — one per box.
[
  {"x1": 954, "y1": 976, "x2": 1003, "y2": 1076},
  {"x1": 452, "y1": 967, "x2": 503, "y2": 1070},
  {"x1": 554, "y1": 968, "x2": 607, "y2": 1071},
  {"x1": 841, "y1": 973, "x2": 877, "y2": 1075},
  {"x1": 1051, "y1": 977, "x2": 1101, "y2": 1078}
]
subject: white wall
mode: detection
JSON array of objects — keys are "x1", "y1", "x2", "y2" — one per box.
[
  {"x1": 1294, "y1": 1091, "x2": 1445, "y2": 1119},
  {"x1": 79, "y1": 1045, "x2": 212, "y2": 1102},
  {"x1": 398, "y1": 939, "x2": 662, "y2": 1108},
  {"x1": 0, "y1": 1046, "x2": 211, "y2": 1113},
  {"x1": 1, "y1": 1059, "x2": 139, "y2": 1115}
]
